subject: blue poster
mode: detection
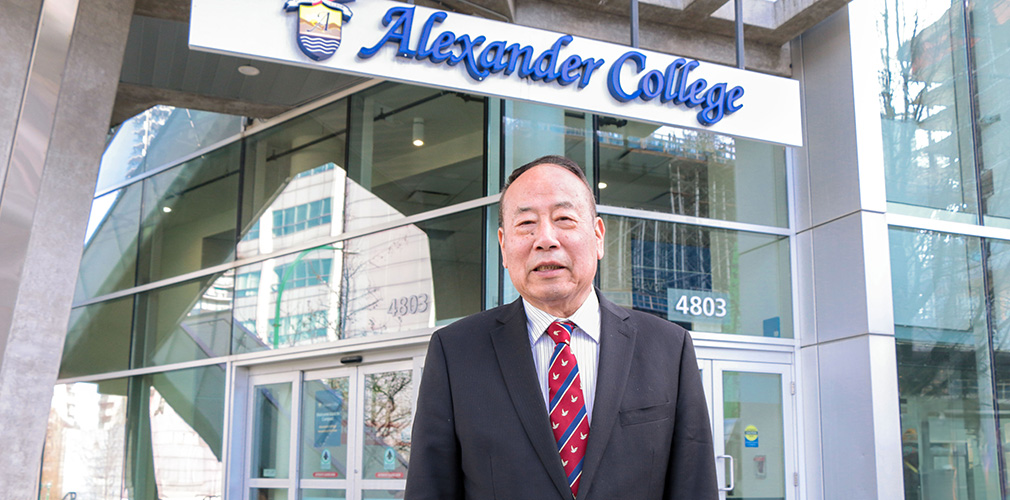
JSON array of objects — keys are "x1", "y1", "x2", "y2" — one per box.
[{"x1": 314, "y1": 389, "x2": 343, "y2": 448}]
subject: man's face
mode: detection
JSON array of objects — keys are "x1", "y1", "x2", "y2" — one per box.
[{"x1": 498, "y1": 164, "x2": 605, "y2": 318}]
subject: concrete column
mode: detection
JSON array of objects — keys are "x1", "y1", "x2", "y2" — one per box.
[
  {"x1": 0, "y1": 0, "x2": 136, "y2": 497},
  {"x1": 793, "y1": 1, "x2": 904, "y2": 499}
]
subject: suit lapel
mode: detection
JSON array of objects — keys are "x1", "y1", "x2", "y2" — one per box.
[
  {"x1": 490, "y1": 299, "x2": 574, "y2": 500},
  {"x1": 578, "y1": 294, "x2": 635, "y2": 500}
]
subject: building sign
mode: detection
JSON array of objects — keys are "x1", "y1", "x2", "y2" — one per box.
[{"x1": 190, "y1": 0, "x2": 801, "y2": 145}]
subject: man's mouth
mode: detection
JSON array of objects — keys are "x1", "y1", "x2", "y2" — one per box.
[{"x1": 534, "y1": 264, "x2": 564, "y2": 271}]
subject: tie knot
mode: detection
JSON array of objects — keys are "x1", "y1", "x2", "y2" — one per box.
[{"x1": 547, "y1": 321, "x2": 575, "y2": 345}]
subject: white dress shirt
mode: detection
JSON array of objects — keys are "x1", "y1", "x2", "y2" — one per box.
[{"x1": 523, "y1": 290, "x2": 601, "y2": 424}]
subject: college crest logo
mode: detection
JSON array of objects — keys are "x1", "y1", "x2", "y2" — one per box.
[{"x1": 283, "y1": 0, "x2": 354, "y2": 61}]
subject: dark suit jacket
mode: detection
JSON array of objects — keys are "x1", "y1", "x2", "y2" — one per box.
[{"x1": 404, "y1": 292, "x2": 718, "y2": 500}]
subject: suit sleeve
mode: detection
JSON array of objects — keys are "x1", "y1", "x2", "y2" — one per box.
[
  {"x1": 404, "y1": 330, "x2": 464, "y2": 500},
  {"x1": 666, "y1": 331, "x2": 720, "y2": 500}
]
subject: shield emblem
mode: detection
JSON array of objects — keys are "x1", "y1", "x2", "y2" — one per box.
[{"x1": 285, "y1": 0, "x2": 354, "y2": 61}]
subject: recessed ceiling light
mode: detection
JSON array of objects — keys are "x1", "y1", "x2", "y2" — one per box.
[
  {"x1": 598, "y1": 182, "x2": 608, "y2": 189},
  {"x1": 412, "y1": 117, "x2": 425, "y2": 147},
  {"x1": 162, "y1": 206, "x2": 172, "y2": 213},
  {"x1": 238, "y1": 65, "x2": 260, "y2": 76}
]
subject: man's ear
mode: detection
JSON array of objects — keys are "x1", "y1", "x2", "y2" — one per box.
[
  {"x1": 594, "y1": 216, "x2": 605, "y2": 259},
  {"x1": 498, "y1": 227, "x2": 508, "y2": 269}
]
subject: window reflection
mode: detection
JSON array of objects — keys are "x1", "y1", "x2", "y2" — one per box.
[
  {"x1": 348, "y1": 84, "x2": 486, "y2": 216},
  {"x1": 233, "y1": 209, "x2": 483, "y2": 352},
  {"x1": 138, "y1": 144, "x2": 240, "y2": 284},
  {"x1": 60, "y1": 297, "x2": 133, "y2": 379},
  {"x1": 889, "y1": 228, "x2": 1000, "y2": 500},
  {"x1": 41, "y1": 379, "x2": 129, "y2": 500},
  {"x1": 75, "y1": 185, "x2": 142, "y2": 302},
  {"x1": 599, "y1": 216, "x2": 792, "y2": 338},
  {"x1": 240, "y1": 101, "x2": 347, "y2": 259},
  {"x1": 597, "y1": 121, "x2": 787, "y2": 227},
  {"x1": 134, "y1": 273, "x2": 234, "y2": 368},
  {"x1": 361, "y1": 370, "x2": 412, "y2": 480},
  {"x1": 970, "y1": 0, "x2": 1010, "y2": 227},
  {"x1": 126, "y1": 367, "x2": 225, "y2": 498},
  {"x1": 97, "y1": 106, "x2": 242, "y2": 194},
  {"x1": 503, "y1": 101, "x2": 591, "y2": 174},
  {"x1": 875, "y1": 0, "x2": 978, "y2": 223},
  {"x1": 988, "y1": 240, "x2": 1010, "y2": 494}
]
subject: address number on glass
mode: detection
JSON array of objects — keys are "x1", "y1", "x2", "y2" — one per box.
[
  {"x1": 667, "y1": 289, "x2": 730, "y2": 323},
  {"x1": 387, "y1": 294, "x2": 430, "y2": 317}
]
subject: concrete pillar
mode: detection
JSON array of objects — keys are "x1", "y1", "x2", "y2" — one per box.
[
  {"x1": 0, "y1": 0, "x2": 136, "y2": 497},
  {"x1": 793, "y1": 1, "x2": 904, "y2": 499}
]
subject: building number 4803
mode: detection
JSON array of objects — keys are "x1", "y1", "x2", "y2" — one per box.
[
  {"x1": 387, "y1": 293, "x2": 430, "y2": 317},
  {"x1": 673, "y1": 294, "x2": 728, "y2": 318}
]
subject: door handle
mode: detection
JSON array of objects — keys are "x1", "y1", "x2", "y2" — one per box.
[{"x1": 717, "y1": 454, "x2": 734, "y2": 492}]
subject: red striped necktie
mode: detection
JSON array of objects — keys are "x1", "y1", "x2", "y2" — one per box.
[{"x1": 547, "y1": 320, "x2": 590, "y2": 498}]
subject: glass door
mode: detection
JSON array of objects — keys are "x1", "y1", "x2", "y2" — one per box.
[
  {"x1": 355, "y1": 360, "x2": 413, "y2": 500},
  {"x1": 299, "y1": 366, "x2": 354, "y2": 499},
  {"x1": 247, "y1": 371, "x2": 301, "y2": 499},
  {"x1": 244, "y1": 360, "x2": 416, "y2": 500},
  {"x1": 699, "y1": 360, "x2": 796, "y2": 500}
]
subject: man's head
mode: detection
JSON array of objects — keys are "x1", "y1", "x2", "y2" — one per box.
[{"x1": 497, "y1": 155, "x2": 605, "y2": 318}]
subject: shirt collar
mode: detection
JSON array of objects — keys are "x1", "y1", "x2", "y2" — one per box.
[{"x1": 524, "y1": 290, "x2": 601, "y2": 345}]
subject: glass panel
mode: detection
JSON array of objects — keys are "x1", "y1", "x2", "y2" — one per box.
[
  {"x1": 302, "y1": 376, "x2": 350, "y2": 480},
  {"x1": 988, "y1": 240, "x2": 1010, "y2": 494},
  {"x1": 361, "y1": 490, "x2": 405, "y2": 499},
  {"x1": 252, "y1": 489, "x2": 290, "y2": 500},
  {"x1": 138, "y1": 143, "x2": 240, "y2": 284},
  {"x1": 233, "y1": 209, "x2": 483, "y2": 352},
  {"x1": 361, "y1": 369, "x2": 413, "y2": 480},
  {"x1": 348, "y1": 83, "x2": 486, "y2": 217},
  {"x1": 133, "y1": 273, "x2": 233, "y2": 367},
  {"x1": 125, "y1": 366, "x2": 226, "y2": 498},
  {"x1": 60, "y1": 297, "x2": 133, "y2": 378},
  {"x1": 597, "y1": 121, "x2": 788, "y2": 227},
  {"x1": 41, "y1": 379, "x2": 129, "y2": 500},
  {"x1": 722, "y1": 371, "x2": 785, "y2": 500},
  {"x1": 503, "y1": 101, "x2": 593, "y2": 180},
  {"x1": 301, "y1": 489, "x2": 347, "y2": 499},
  {"x1": 75, "y1": 184, "x2": 142, "y2": 302},
  {"x1": 889, "y1": 228, "x2": 1000, "y2": 499},
  {"x1": 970, "y1": 0, "x2": 1010, "y2": 228},
  {"x1": 875, "y1": 0, "x2": 978, "y2": 223},
  {"x1": 97, "y1": 106, "x2": 243, "y2": 193},
  {"x1": 148, "y1": 366, "x2": 225, "y2": 498},
  {"x1": 240, "y1": 100, "x2": 346, "y2": 259},
  {"x1": 598, "y1": 216, "x2": 792, "y2": 338},
  {"x1": 252, "y1": 382, "x2": 293, "y2": 480}
]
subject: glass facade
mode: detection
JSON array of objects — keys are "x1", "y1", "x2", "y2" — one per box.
[
  {"x1": 49, "y1": 80, "x2": 795, "y2": 497},
  {"x1": 598, "y1": 121, "x2": 788, "y2": 227},
  {"x1": 42, "y1": 365, "x2": 225, "y2": 499},
  {"x1": 599, "y1": 216, "x2": 792, "y2": 338},
  {"x1": 877, "y1": 0, "x2": 1010, "y2": 496}
]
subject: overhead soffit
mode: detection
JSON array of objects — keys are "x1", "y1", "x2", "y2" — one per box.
[{"x1": 115, "y1": 14, "x2": 369, "y2": 125}]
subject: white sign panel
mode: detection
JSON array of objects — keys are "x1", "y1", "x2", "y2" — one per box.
[{"x1": 190, "y1": 0, "x2": 802, "y2": 146}]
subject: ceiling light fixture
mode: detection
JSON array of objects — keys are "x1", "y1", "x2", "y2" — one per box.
[
  {"x1": 238, "y1": 64, "x2": 260, "y2": 76},
  {"x1": 598, "y1": 182, "x2": 608, "y2": 189},
  {"x1": 412, "y1": 117, "x2": 425, "y2": 147},
  {"x1": 162, "y1": 206, "x2": 172, "y2": 213}
]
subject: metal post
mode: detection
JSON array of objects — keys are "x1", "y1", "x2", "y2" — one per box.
[
  {"x1": 630, "y1": 0, "x2": 639, "y2": 48},
  {"x1": 734, "y1": 0, "x2": 745, "y2": 68}
]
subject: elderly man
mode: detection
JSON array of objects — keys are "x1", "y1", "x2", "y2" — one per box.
[{"x1": 405, "y1": 155, "x2": 717, "y2": 500}]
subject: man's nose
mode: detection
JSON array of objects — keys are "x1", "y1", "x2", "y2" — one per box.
[{"x1": 533, "y1": 222, "x2": 560, "y2": 250}]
